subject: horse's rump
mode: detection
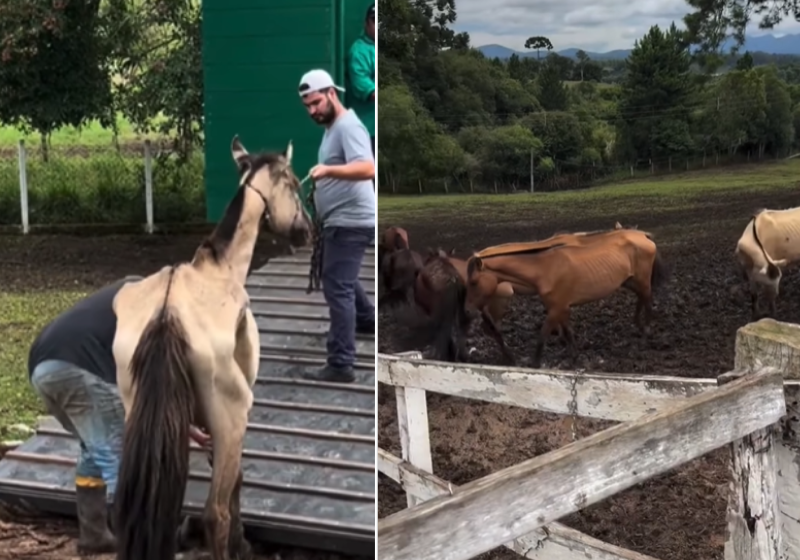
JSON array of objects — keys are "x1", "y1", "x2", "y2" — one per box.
[{"x1": 115, "y1": 301, "x2": 195, "y2": 560}]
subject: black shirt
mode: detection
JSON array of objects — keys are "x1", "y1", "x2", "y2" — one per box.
[{"x1": 28, "y1": 277, "x2": 140, "y2": 385}]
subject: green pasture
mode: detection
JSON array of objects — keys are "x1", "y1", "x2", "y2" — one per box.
[
  {"x1": 0, "y1": 115, "x2": 169, "y2": 147},
  {"x1": 378, "y1": 159, "x2": 800, "y2": 225},
  {"x1": 0, "y1": 292, "x2": 87, "y2": 437},
  {"x1": 0, "y1": 147, "x2": 205, "y2": 226}
]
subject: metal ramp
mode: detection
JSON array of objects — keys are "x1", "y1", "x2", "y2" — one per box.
[{"x1": 0, "y1": 247, "x2": 376, "y2": 556}]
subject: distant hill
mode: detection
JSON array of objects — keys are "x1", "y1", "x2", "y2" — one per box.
[{"x1": 477, "y1": 33, "x2": 800, "y2": 60}]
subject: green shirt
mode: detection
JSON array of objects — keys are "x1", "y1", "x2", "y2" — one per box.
[{"x1": 345, "y1": 32, "x2": 375, "y2": 137}]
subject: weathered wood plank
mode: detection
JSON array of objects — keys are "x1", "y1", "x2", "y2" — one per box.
[
  {"x1": 735, "y1": 319, "x2": 800, "y2": 559},
  {"x1": 395, "y1": 386, "x2": 432, "y2": 508},
  {"x1": 718, "y1": 370, "x2": 783, "y2": 560},
  {"x1": 378, "y1": 354, "x2": 716, "y2": 423},
  {"x1": 378, "y1": 449, "x2": 660, "y2": 560},
  {"x1": 378, "y1": 369, "x2": 786, "y2": 560}
]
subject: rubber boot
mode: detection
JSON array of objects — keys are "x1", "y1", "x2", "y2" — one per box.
[{"x1": 75, "y1": 485, "x2": 117, "y2": 555}]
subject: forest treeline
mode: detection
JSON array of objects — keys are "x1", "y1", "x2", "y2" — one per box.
[{"x1": 377, "y1": 0, "x2": 800, "y2": 194}]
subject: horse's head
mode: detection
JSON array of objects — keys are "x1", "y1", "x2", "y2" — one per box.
[
  {"x1": 425, "y1": 247, "x2": 456, "y2": 264},
  {"x1": 231, "y1": 135, "x2": 313, "y2": 248}
]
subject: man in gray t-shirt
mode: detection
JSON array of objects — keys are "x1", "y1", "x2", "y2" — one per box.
[{"x1": 298, "y1": 69, "x2": 376, "y2": 383}]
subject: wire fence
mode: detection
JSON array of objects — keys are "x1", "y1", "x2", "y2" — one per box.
[
  {"x1": 377, "y1": 149, "x2": 792, "y2": 195},
  {"x1": 0, "y1": 141, "x2": 205, "y2": 230}
]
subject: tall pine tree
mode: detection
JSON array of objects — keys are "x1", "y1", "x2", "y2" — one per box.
[
  {"x1": 617, "y1": 23, "x2": 694, "y2": 163},
  {"x1": 536, "y1": 59, "x2": 568, "y2": 111}
]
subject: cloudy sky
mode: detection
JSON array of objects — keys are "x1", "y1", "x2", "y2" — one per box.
[{"x1": 454, "y1": 0, "x2": 800, "y2": 53}]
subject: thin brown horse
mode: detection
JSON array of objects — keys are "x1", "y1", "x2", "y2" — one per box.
[
  {"x1": 378, "y1": 226, "x2": 410, "y2": 277},
  {"x1": 111, "y1": 136, "x2": 313, "y2": 560},
  {"x1": 379, "y1": 247, "x2": 424, "y2": 308},
  {"x1": 417, "y1": 248, "x2": 516, "y2": 363},
  {"x1": 402, "y1": 248, "x2": 470, "y2": 362},
  {"x1": 465, "y1": 223, "x2": 648, "y2": 363},
  {"x1": 467, "y1": 228, "x2": 669, "y2": 367}
]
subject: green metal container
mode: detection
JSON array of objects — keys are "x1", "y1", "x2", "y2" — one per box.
[{"x1": 202, "y1": 0, "x2": 373, "y2": 222}]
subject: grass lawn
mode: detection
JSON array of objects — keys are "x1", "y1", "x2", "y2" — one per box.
[
  {"x1": 0, "y1": 291, "x2": 87, "y2": 438},
  {"x1": 378, "y1": 159, "x2": 800, "y2": 223},
  {"x1": 0, "y1": 114, "x2": 170, "y2": 147}
]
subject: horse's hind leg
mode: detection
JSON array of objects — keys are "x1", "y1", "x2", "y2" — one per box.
[
  {"x1": 227, "y1": 469, "x2": 250, "y2": 560},
  {"x1": 748, "y1": 276, "x2": 761, "y2": 320},
  {"x1": 534, "y1": 308, "x2": 562, "y2": 368},
  {"x1": 197, "y1": 365, "x2": 253, "y2": 560}
]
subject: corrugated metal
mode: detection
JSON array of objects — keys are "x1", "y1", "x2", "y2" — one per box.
[{"x1": 0, "y1": 247, "x2": 376, "y2": 556}]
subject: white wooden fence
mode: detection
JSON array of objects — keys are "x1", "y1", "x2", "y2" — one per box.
[
  {"x1": 377, "y1": 318, "x2": 800, "y2": 560},
  {"x1": 14, "y1": 139, "x2": 156, "y2": 234}
]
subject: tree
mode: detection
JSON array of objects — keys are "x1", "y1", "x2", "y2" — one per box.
[
  {"x1": 617, "y1": 24, "x2": 695, "y2": 162},
  {"x1": 524, "y1": 36, "x2": 553, "y2": 60},
  {"x1": 537, "y1": 59, "x2": 568, "y2": 111},
  {"x1": 0, "y1": 0, "x2": 113, "y2": 159},
  {"x1": 576, "y1": 50, "x2": 590, "y2": 81},
  {"x1": 684, "y1": 0, "x2": 793, "y2": 53},
  {"x1": 736, "y1": 51, "x2": 754, "y2": 71}
]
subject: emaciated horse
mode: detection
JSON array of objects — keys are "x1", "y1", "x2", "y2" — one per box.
[
  {"x1": 467, "y1": 228, "x2": 669, "y2": 367},
  {"x1": 398, "y1": 248, "x2": 470, "y2": 362},
  {"x1": 735, "y1": 207, "x2": 798, "y2": 319},
  {"x1": 111, "y1": 136, "x2": 313, "y2": 560},
  {"x1": 379, "y1": 246, "x2": 424, "y2": 308},
  {"x1": 464, "y1": 223, "x2": 649, "y2": 363},
  {"x1": 378, "y1": 226, "x2": 410, "y2": 276}
]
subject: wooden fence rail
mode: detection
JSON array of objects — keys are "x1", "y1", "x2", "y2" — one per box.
[{"x1": 377, "y1": 319, "x2": 800, "y2": 560}]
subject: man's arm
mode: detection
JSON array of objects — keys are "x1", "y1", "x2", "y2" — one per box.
[
  {"x1": 347, "y1": 46, "x2": 375, "y2": 103},
  {"x1": 326, "y1": 123, "x2": 375, "y2": 181}
]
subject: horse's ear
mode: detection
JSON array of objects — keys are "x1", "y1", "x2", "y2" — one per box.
[
  {"x1": 285, "y1": 140, "x2": 293, "y2": 164},
  {"x1": 615, "y1": 221, "x2": 622, "y2": 230},
  {"x1": 448, "y1": 247, "x2": 456, "y2": 256},
  {"x1": 231, "y1": 135, "x2": 250, "y2": 174},
  {"x1": 473, "y1": 256, "x2": 484, "y2": 271}
]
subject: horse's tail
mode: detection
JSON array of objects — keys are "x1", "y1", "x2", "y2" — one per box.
[
  {"x1": 751, "y1": 213, "x2": 782, "y2": 280},
  {"x1": 650, "y1": 247, "x2": 670, "y2": 295},
  {"x1": 115, "y1": 304, "x2": 195, "y2": 560}
]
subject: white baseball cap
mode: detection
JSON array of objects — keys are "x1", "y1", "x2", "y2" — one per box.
[{"x1": 298, "y1": 69, "x2": 345, "y2": 97}]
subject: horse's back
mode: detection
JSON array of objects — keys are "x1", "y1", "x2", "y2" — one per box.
[
  {"x1": 115, "y1": 264, "x2": 244, "y2": 373},
  {"x1": 754, "y1": 208, "x2": 800, "y2": 262}
]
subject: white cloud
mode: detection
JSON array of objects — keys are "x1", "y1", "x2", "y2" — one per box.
[{"x1": 452, "y1": 0, "x2": 800, "y2": 52}]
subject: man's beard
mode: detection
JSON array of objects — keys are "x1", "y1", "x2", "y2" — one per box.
[{"x1": 313, "y1": 104, "x2": 336, "y2": 125}]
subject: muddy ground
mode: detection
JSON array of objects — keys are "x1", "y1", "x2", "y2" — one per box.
[
  {"x1": 378, "y1": 186, "x2": 800, "y2": 560},
  {"x1": 0, "y1": 232, "x2": 354, "y2": 560}
]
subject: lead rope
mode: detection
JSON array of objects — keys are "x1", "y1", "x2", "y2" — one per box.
[{"x1": 306, "y1": 178, "x2": 324, "y2": 294}]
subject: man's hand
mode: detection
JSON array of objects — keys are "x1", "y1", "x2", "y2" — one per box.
[
  {"x1": 189, "y1": 425, "x2": 212, "y2": 450},
  {"x1": 310, "y1": 164, "x2": 331, "y2": 181}
]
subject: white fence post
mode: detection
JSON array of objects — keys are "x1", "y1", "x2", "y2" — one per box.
[
  {"x1": 393, "y1": 351, "x2": 433, "y2": 508},
  {"x1": 17, "y1": 140, "x2": 29, "y2": 234},
  {"x1": 144, "y1": 140, "x2": 154, "y2": 234}
]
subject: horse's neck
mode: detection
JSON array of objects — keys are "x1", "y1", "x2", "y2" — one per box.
[
  {"x1": 218, "y1": 188, "x2": 265, "y2": 286},
  {"x1": 486, "y1": 257, "x2": 542, "y2": 290}
]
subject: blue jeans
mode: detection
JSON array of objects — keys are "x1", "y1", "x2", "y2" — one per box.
[
  {"x1": 30, "y1": 360, "x2": 124, "y2": 503},
  {"x1": 322, "y1": 226, "x2": 374, "y2": 368}
]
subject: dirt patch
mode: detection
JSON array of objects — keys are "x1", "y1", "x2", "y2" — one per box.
[
  {"x1": 377, "y1": 187, "x2": 800, "y2": 560},
  {"x1": 0, "y1": 232, "x2": 357, "y2": 560}
]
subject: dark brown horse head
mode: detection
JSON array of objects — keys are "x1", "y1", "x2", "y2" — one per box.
[
  {"x1": 381, "y1": 226, "x2": 410, "y2": 252},
  {"x1": 424, "y1": 247, "x2": 456, "y2": 264}
]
